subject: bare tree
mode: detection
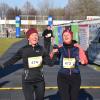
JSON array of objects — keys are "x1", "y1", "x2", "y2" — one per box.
[
  {"x1": 65, "y1": 0, "x2": 100, "y2": 20},
  {"x1": 38, "y1": 0, "x2": 50, "y2": 16},
  {"x1": 48, "y1": 8, "x2": 65, "y2": 19},
  {"x1": 38, "y1": 0, "x2": 58, "y2": 16},
  {"x1": 21, "y1": 1, "x2": 37, "y2": 15},
  {"x1": 0, "y1": 3, "x2": 9, "y2": 19},
  {"x1": 77, "y1": 0, "x2": 99, "y2": 17},
  {"x1": 0, "y1": 3, "x2": 21, "y2": 20},
  {"x1": 6, "y1": 7, "x2": 21, "y2": 19},
  {"x1": 15, "y1": 7, "x2": 21, "y2": 16}
]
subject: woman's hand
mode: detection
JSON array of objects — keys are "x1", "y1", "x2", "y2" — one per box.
[
  {"x1": 50, "y1": 48, "x2": 58, "y2": 59},
  {"x1": 74, "y1": 43, "x2": 88, "y2": 64},
  {"x1": 52, "y1": 48, "x2": 58, "y2": 54}
]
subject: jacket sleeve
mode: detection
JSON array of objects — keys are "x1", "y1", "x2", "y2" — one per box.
[
  {"x1": 74, "y1": 43, "x2": 88, "y2": 64},
  {"x1": 49, "y1": 47, "x2": 61, "y2": 65},
  {"x1": 42, "y1": 30, "x2": 45, "y2": 37},
  {"x1": 51, "y1": 30, "x2": 54, "y2": 37},
  {"x1": 2, "y1": 48, "x2": 22, "y2": 68},
  {"x1": 42, "y1": 48, "x2": 56, "y2": 66}
]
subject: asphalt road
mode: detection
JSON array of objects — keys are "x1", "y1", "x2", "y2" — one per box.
[{"x1": 0, "y1": 38, "x2": 100, "y2": 100}]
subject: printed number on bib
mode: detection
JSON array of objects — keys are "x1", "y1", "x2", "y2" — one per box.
[
  {"x1": 28, "y1": 56, "x2": 42, "y2": 68},
  {"x1": 47, "y1": 33, "x2": 51, "y2": 37},
  {"x1": 63, "y1": 58, "x2": 75, "y2": 68}
]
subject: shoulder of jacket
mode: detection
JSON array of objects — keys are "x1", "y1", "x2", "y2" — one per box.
[
  {"x1": 73, "y1": 46, "x2": 79, "y2": 49},
  {"x1": 36, "y1": 45, "x2": 44, "y2": 52},
  {"x1": 37, "y1": 44, "x2": 43, "y2": 49},
  {"x1": 22, "y1": 45, "x2": 30, "y2": 49},
  {"x1": 72, "y1": 46, "x2": 79, "y2": 53},
  {"x1": 58, "y1": 46, "x2": 64, "y2": 53},
  {"x1": 72, "y1": 40, "x2": 77, "y2": 43}
]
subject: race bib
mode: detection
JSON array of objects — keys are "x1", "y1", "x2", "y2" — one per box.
[
  {"x1": 47, "y1": 33, "x2": 51, "y2": 37},
  {"x1": 63, "y1": 58, "x2": 76, "y2": 68},
  {"x1": 28, "y1": 56, "x2": 42, "y2": 68}
]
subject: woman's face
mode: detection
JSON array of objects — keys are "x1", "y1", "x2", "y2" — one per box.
[
  {"x1": 47, "y1": 26, "x2": 51, "y2": 30},
  {"x1": 28, "y1": 33, "x2": 39, "y2": 45},
  {"x1": 63, "y1": 32, "x2": 72, "y2": 44}
]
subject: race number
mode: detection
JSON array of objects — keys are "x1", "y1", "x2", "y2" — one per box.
[
  {"x1": 63, "y1": 58, "x2": 76, "y2": 68},
  {"x1": 47, "y1": 33, "x2": 51, "y2": 37},
  {"x1": 28, "y1": 56, "x2": 42, "y2": 68}
]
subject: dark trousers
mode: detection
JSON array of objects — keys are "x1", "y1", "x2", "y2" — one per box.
[
  {"x1": 22, "y1": 80, "x2": 45, "y2": 100},
  {"x1": 57, "y1": 73, "x2": 81, "y2": 100},
  {"x1": 44, "y1": 40, "x2": 51, "y2": 54}
]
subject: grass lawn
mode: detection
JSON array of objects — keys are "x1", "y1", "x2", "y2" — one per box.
[
  {"x1": 0, "y1": 38, "x2": 22, "y2": 56},
  {"x1": 89, "y1": 64, "x2": 100, "y2": 71},
  {"x1": 94, "y1": 65, "x2": 100, "y2": 71}
]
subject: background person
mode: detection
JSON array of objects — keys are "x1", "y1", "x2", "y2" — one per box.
[{"x1": 42, "y1": 25, "x2": 54, "y2": 54}]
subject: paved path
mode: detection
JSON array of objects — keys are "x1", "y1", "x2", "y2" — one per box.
[{"x1": 0, "y1": 38, "x2": 100, "y2": 100}]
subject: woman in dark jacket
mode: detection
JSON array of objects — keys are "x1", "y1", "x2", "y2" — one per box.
[
  {"x1": 0, "y1": 28, "x2": 53, "y2": 100},
  {"x1": 50, "y1": 29, "x2": 88, "y2": 100}
]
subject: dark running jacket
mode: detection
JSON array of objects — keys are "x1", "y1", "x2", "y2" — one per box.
[
  {"x1": 2, "y1": 44, "x2": 52, "y2": 82},
  {"x1": 53, "y1": 41, "x2": 82, "y2": 75}
]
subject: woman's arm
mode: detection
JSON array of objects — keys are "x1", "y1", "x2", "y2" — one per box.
[
  {"x1": 0, "y1": 48, "x2": 22, "y2": 68},
  {"x1": 74, "y1": 43, "x2": 88, "y2": 64}
]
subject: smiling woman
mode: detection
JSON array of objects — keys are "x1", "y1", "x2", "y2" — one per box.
[
  {"x1": 0, "y1": 27, "x2": 54, "y2": 100},
  {"x1": 50, "y1": 29, "x2": 88, "y2": 100}
]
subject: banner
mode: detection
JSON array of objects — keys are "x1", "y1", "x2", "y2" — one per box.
[
  {"x1": 48, "y1": 16, "x2": 53, "y2": 26},
  {"x1": 15, "y1": 16, "x2": 21, "y2": 38},
  {"x1": 58, "y1": 25, "x2": 63, "y2": 45},
  {"x1": 71, "y1": 24, "x2": 79, "y2": 42},
  {"x1": 79, "y1": 24, "x2": 89, "y2": 50},
  {"x1": 53, "y1": 27, "x2": 59, "y2": 45}
]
